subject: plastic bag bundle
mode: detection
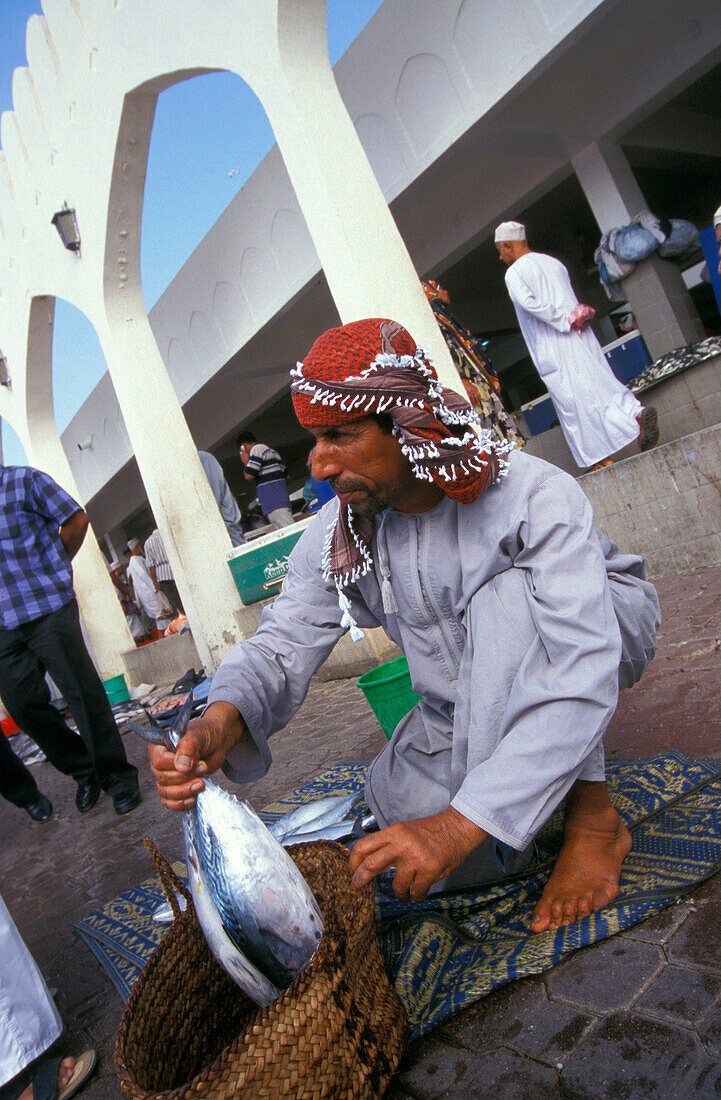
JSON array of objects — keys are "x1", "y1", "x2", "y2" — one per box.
[
  {"x1": 658, "y1": 219, "x2": 700, "y2": 261},
  {"x1": 613, "y1": 223, "x2": 658, "y2": 263},
  {"x1": 633, "y1": 210, "x2": 671, "y2": 244}
]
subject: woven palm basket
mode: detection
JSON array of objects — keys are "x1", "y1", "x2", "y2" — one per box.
[{"x1": 115, "y1": 838, "x2": 407, "y2": 1099}]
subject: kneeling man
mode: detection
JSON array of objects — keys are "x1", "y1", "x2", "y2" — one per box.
[{"x1": 150, "y1": 319, "x2": 659, "y2": 932}]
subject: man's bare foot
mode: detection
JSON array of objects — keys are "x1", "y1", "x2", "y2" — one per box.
[
  {"x1": 588, "y1": 458, "x2": 614, "y2": 472},
  {"x1": 18, "y1": 1057, "x2": 76, "y2": 1100},
  {"x1": 531, "y1": 787, "x2": 632, "y2": 933}
]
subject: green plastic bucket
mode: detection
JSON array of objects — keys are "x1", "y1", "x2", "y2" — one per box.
[
  {"x1": 103, "y1": 673, "x2": 130, "y2": 705},
  {"x1": 357, "y1": 657, "x2": 421, "y2": 740}
]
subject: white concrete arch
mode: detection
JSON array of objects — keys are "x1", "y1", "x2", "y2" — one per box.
[
  {"x1": 188, "y1": 310, "x2": 224, "y2": 370},
  {"x1": 1, "y1": 0, "x2": 462, "y2": 672},
  {"x1": 239, "y1": 245, "x2": 281, "y2": 320},
  {"x1": 269, "y1": 207, "x2": 316, "y2": 291},
  {"x1": 452, "y1": 0, "x2": 538, "y2": 96},
  {"x1": 0, "y1": 292, "x2": 134, "y2": 676},
  {"x1": 212, "y1": 279, "x2": 252, "y2": 347},
  {"x1": 394, "y1": 53, "x2": 465, "y2": 160}
]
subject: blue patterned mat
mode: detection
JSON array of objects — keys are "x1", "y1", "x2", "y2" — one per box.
[{"x1": 74, "y1": 751, "x2": 721, "y2": 1040}]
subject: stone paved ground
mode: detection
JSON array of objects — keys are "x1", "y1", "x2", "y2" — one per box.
[{"x1": 1, "y1": 566, "x2": 720, "y2": 1099}]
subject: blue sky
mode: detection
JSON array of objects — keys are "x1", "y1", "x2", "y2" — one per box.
[{"x1": 0, "y1": 0, "x2": 384, "y2": 466}]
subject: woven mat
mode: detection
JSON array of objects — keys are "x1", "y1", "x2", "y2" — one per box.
[{"x1": 74, "y1": 751, "x2": 721, "y2": 1040}]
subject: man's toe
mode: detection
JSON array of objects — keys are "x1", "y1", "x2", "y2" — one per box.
[
  {"x1": 576, "y1": 895, "x2": 592, "y2": 919},
  {"x1": 561, "y1": 897, "x2": 577, "y2": 924},
  {"x1": 531, "y1": 900, "x2": 552, "y2": 931},
  {"x1": 550, "y1": 898, "x2": 567, "y2": 926}
]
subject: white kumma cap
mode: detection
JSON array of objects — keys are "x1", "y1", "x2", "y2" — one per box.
[
  {"x1": 495, "y1": 220, "x2": 527, "y2": 242},
  {"x1": 714, "y1": 205, "x2": 721, "y2": 227}
]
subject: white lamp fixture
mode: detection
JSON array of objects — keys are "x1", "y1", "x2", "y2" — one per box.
[{"x1": 51, "y1": 204, "x2": 81, "y2": 253}]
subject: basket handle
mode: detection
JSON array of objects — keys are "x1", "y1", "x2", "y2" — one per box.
[{"x1": 144, "y1": 836, "x2": 191, "y2": 918}]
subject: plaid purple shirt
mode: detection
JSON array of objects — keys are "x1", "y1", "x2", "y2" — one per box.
[{"x1": 0, "y1": 466, "x2": 82, "y2": 629}]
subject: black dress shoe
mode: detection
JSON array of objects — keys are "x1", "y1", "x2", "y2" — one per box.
[
  {"x1": 76, "y1": 779, "x2": 101, "y2": 813},
  {"x1": 113, "y1": 789, "x2": 142, "y2": 816},
  {"x1": 24, "y1": 793, "x2": 53, "y2": 822}
]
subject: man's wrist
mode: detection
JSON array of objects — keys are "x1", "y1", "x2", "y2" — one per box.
[
  {"x1": 444, "y1": 805, "x2": 488, "y2": 856},
  {"x1": 204, "y1": 700, "x2": 247, "y2": 751}
]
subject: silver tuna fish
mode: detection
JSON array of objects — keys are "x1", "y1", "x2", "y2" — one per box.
[
  {"x1": 269, "y1": 794, "x2": 380, "y2": 847},
  {"x1": 268, "y1": 792, "x2": 360, "y2": 842},
  {"x1": 129, "y1": 693, "x2": 323, "y2": 1005}
]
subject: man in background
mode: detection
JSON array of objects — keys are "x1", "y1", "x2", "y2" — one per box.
[
  {"x1": 236, "y1": 432, "x2": 294, "y2": 529},
  {"x1": 197, "y1": 450, "x2": 246, "y2": 547},
  {"x1": 0, "y1": 464, "x2": 140, "y2": 816},
  {"x1": 108, "y1": 558, "x2": 152, "y2": 642},
  {"x1": 144, "y1": 527, "x2": 184, "y2": 614},
  {"x1": 496, "y1": 220, "x2": 658, "y2": 469},
  {"x1": 125, "y1": 538, "x2": 172, "y2": 632}
]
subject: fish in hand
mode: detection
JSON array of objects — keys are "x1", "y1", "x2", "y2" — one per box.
[{"x1": 128, "y1": 693, "x2": 323, "y2": 1004}]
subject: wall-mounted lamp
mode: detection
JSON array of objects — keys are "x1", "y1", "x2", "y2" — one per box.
[
  {"x1": 51, "y1": 204, "x2": 81, "y2": 253},
  {"x1": 0, "y1": 351, "x2": 10, "y2": 388},
  {"x1": 77, "y1": 438, "x2": 93, "y2": 451}
]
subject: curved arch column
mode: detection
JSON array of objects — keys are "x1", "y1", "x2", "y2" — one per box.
[
  {"x1": 102, "y1": 83, "x2": 246, "y2": 672},
  {"x1": 96, "y1": 307, "x2": 247, "y2": 673},
  {"x1": 24, "y1": 296, "x2": 135, "y2": 677}
]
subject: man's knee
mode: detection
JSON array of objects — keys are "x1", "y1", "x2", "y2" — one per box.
[{"x1": 612, "y1": 577, "x2": 660, "y2": 690}]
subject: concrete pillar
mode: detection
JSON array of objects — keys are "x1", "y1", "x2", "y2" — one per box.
[
  {"x1": 248, "y1": 0, "x2": 463, "y2": 398},
  {"x1": 96, "y1": 311, "x2": 246, "y2": 675},
  {"x1": 102, "y1": 89, "x2": 253, "y2": 674},
  {"x1": 572, "y1": 141, "x2": 705, "y2": 359}
]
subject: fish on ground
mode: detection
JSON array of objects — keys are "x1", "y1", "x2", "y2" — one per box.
[{"x1": 268, "y1": 792, "x2": 361, "y2": 841}]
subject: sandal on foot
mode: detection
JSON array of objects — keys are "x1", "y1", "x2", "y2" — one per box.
[
  {"x1": 0, "y1": 1051, "x2": 97, "y2": 1100},
  {"x1": 58, "y1": 1051, "x2": 96, "y2": 1100},
  {"x1": 638, "y1": 406, "x2": 659, "y2": 451}
]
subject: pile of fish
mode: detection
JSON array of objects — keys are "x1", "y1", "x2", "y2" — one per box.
[{"x1": 130, "y1": 694, "x2": 375, "y2": 1006}]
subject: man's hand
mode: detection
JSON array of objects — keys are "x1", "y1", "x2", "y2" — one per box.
[
  {"x1": 348, "y1": 807, "x2": 487, "y2": 902},
  {"x1": 461, "y1": 378, "x2": 483, "y2": 407},
  {"x1": 149, "y1": 701, "x2": 247, "y2": 810}
]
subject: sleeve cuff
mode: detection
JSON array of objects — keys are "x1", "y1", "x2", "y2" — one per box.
[
  {"x1": 205, "y1": 690, "x2": 272, "y2": 784},
  {"x1": 222, "y1": 728, "x2": 271, "y2": 784},
  {"x1": 451, "y1": 794, "x2": 532, "y2": 851}
]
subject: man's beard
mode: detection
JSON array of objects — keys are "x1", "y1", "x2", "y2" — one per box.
[
  {"x1": 330, "y1": 478, "x2": 388, "y2": 517},
  {"x1": 348, "y1": 494, "x2": 386, "y2": 517}
]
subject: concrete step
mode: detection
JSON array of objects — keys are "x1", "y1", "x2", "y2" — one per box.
[
  {"x1": 579, "y1": 423, "x2": 721, "y2": 578},
  {"x1": 521, "y1": 351, "x2": 721, "y2": 478}
]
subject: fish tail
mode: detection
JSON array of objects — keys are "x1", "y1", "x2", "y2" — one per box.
[{"x1": 125, "y1": 720, "x2": 175, "y2": 753}]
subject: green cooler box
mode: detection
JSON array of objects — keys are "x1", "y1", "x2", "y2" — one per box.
[{"x1": 226, "y1": 517, "x2": 314, "y2": 605}]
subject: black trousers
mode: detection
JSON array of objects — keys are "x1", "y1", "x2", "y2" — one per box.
[
  {"x1": 159, "y1": 579, "x2": 184, "y2": 614},
  {"x1": 0, "y1": 598, "x2": 138, "y2": 806},
  {"x1": 0, "y1": 733, "x2": 42, "y2": 808}
]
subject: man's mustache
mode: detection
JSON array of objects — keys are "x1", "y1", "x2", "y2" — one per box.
[{"x1": 329, "y1": 478, "x2": 371, "y2": 495}]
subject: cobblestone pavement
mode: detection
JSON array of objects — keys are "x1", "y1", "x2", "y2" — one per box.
[{"x1": 1, "y1": 566, "x2": 720, "y2": 1098}]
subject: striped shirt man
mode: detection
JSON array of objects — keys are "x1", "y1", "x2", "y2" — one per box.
[
  {"x1": 240, "y1": 442, "x2": 293, "y2": 528},
  {"x1": 144, "y1": 529, "x2": 173, "y2": 582}
]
